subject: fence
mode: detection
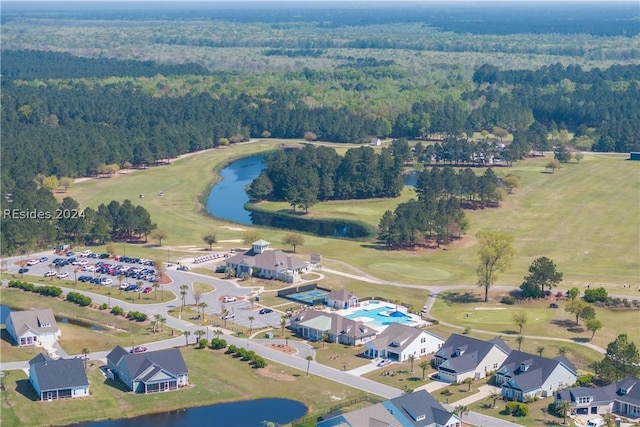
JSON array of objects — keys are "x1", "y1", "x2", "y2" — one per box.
[{"x1": 291, "y1": 395, "x2": 378, "y2": 426}]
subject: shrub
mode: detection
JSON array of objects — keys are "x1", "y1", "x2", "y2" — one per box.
[
  {"x1": 210, "y1": 338, "x2": 227, "y2": 349},
  {"x1": 127, "y1": 311, "x2": 147, "y2": 321},
  {"x1": 111, "y1": 306, "x2": 125, "y2": 316},
  {"x1": 100, "y1": 303, "x2": 108, "y2": 310},
  {"x1": 504, "y1": 402, "x2": 528, "y2": 416},
  {"x1": 8, "y1": 280, "x2": 62, "y2": 297},
  {"x1": 198, "y1": 338, "x2": 208, "y2": 349},
  {"x1": 584, "y1": 287, "x2": 607, "y2": 303},
  {"x1": 576, "y1": 373, "x2": 595, "y2": 386},
  {"x1": 66, "y1": 291, "x2": 91, "y2": 307},
  {"x1": 252, "y1": 356, "x2": 267, "y2": 368},
  {"x1": 500, "y1": 295, "x2": 515, "y2": 305}
]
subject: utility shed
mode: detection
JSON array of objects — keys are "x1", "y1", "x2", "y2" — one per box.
[{"x1": 629, "y1": 152, "x2": 640, "y2": 160}]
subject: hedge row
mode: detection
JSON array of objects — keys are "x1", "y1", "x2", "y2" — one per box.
[
  {"x1": 226, "y1": 344, "x2": 267, "y2": 368},
  {"x1": 8, "y1": 280, "x2": 62, "y2": 297},
  {"x1": 66, "y1": 291, "x2": 92, "y2": 307}
]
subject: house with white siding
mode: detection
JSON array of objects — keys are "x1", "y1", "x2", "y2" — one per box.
[
  {"x1": 434, "y1": 333, "x2": 511, "y2": 383},
  {"x1": 327, "y1": 289, "x2": 358, "y2": 309},
  {"x1": 364, "y1": 323, "x2": 444, "y2": 362},
  {"x1": 5, "y1": 308, "x2": 60, "y2": 347},
  {"x1": 29, "y1": 353, "x2": 89, "y2": 401},
  {"x1": 106, "y1": 346, "x2": 189, "y2": 394},
  {"x1": 496, "y1": 350, "x2": 577, "y2": 402}
]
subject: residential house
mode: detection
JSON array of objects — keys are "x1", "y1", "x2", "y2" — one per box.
[
  {"x1": 327, "y1": 290, "x2": 358, "y2": 309},
  {"x1": 496, "y1": 350, "x2": 577, "y2": 402},
  {"x1": 290, "y1": 310, "x2": 377, "y2": 346},
  {"x1": 225, "y1": 240, "x2": 308, "y2": 283},
  {"x1": 106, "y1": 345, "x2": 189, "y2": 394},
  {"x1": 556, "y1": 377, "x2": 640, "y2": 419},
  {"x1": 434, "y1": 333, "x2": 511, "y2": 383},
  {"x1": 364, "y1": 323, "x2": 445, "y2": 362},
  {"x1": 5, "y1": 308, "x2": 60, "y2": 347},
  {"x1": 29, "y1": 353, "x2": 89, "y2": 401},
  {"x1": 318, "y1": 390, "x2": 462, "y2": 427}
]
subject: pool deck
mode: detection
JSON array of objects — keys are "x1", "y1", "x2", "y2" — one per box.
[{"x1": 332, "y1": 301, "x2": 426, "y2": 332}]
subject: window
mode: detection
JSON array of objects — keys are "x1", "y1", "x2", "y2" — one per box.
[
  {"x1": 421, "y1": 337, "x2": 426, "y2": 343},
  {"x1": 421, "y1": 348, "x2": 426, "y2": 354}
]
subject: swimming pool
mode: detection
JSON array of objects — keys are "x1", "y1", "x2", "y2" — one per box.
[{"x1": 344, "y1": 305, "x2": 414, "y2": 328}]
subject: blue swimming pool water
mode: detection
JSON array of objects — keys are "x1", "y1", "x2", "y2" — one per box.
[{"x1": 344, "y1": 305, "x2": 413, "y2": 327}]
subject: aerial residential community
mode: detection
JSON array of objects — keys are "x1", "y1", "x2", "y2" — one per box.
[{"x1": 1, "y1": 2, "x2": 639, "y2": 427}]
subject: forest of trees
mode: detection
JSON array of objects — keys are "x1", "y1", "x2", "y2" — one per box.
[
  {"x1": 1, "y1": 181, "x2": 156, "y2": 254},
  {"x1": 248, "y1": 144, "x2": 404, "y2": 211}
]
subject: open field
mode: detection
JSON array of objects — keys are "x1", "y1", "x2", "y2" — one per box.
[
  {"x1": 0, "y1": 346, "x2": 371, "y2": 427},
  {"x1": 63, "y1": 142, "x2": 639, "y2": 289}
]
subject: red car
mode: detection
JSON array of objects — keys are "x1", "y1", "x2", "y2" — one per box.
[
  {"x1": 130, "y1": 346, "x2": 147, "y2": 354},
  {"x1": 143, "y1": 287, "x2": 153, "y2": 293}
]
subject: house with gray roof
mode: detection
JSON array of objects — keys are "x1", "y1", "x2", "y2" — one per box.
[
  {"x1": 434, "y1": 333, "x2": 511, "y2": 383},
  {"x1": 290, "y1": 309, "x2": 377, "y2": 346},
  {"x1": 327, "y1": 289, "x2": 358, "y2": 309},
  {"x1": 556, "y1": 377, "x2": 640, "y2": 419},
  {"x1": 29, "y1": 353, "x2": 89, "y2": 401},
  {"x1": 364, "y1": 323, "x2": 445, "y2": 362},
  {"x1": 317, "y1": 390, "x2": 462, "y2": 427},
  {"x1": 225, "y1": 240, "x2": 308, "y2": 283},
  {"x1": 496, "y1": 350, "x2": 577, "y2": 402},
  {"x1": 106, "y1": 345, "x2": 189, "y2": 394},
  {"x1": 5, "y1": 308, "x2": 60, "y2": 347}
]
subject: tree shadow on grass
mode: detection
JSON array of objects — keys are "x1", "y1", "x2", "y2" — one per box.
[
  {"x1": 572, "y1": 337, "x2": 591, "y2": 343},
  {"x1": 499, "y1": 329, "x2": 519, "y2": 335},
  {"x1": 550, "y1": 319, "x2": 585, "y2": 333},
  {"x1": 15, "y1": 379, "x2": 38, "y2": 401},
  {"x1": 439, "y1": 291, "x2": 482, "y2": 305}
]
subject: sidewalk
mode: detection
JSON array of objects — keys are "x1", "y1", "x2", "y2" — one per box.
[{"x1": 449, "y1": 384, "x2": 502, "y2": 407}]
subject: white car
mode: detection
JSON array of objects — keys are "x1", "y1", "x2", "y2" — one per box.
[
  {"x1": 44, "y1": 271, "x2": 57, "y2": 277},
  {"x1": 57, "y1": 272, "x2": 69, "y2": 279},
  {"x1": 101, "y1": 278, "x2": 113, "y2": 286},
  {"x1": 82, "y1": 265, "x2": 96, "y2": 272},
  {"x1": 27, "y1": 259, "x2": 40, "y2": 266},
  {"x1": 586, "y1": 418, "x2": 605, "y2": 427},
  {"x1": 223, "y1": 296, "x2": 237, "y2": 303},
  {"x1": 80, "y1": 250, "x2": 92, "y2": 257},
  {"x1": 222, "y1": 313, "x2": 235, "y2": 320}
]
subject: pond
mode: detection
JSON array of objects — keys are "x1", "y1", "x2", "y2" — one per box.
[
  {"x1": 206, "y1": 154, "x2": 371, "y2": 238},
  {"x1": 69, "y1": 398, "x2": 307, "y2": 427}
]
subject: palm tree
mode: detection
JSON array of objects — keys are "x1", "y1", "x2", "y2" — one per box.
[
  {"x1": 515, "y1": 335, "x2": 525, "y2": 351},
  {"x1": 198, "y1": 302, "x2": 208, "y2": 322},
  {"x1": 248, "y1": 316, "x2": 255, "y2": 335},
  {"x1": 555, "y1": 400, "x2": 571, "y2": 425},
  {"x1": 48, "y1": 263, "x2": 54, "y2": 281},
  {"x1": 536, "y1": 345, "x2": 545, "y2": 356},
  {"x1": 159, "y1": 316, "x2": 167, "y2": 332},
  {"x1": 117, "y1": 274, "x2": 124, "y2": 293},
  {"x1": 74, "y1": 268, "x2": 80, "y2": 286},
  {"x1": 153, "y1": 283, "x2": 160, "y2": 300},
  {"x1": 194, "y1": 329, "x2": 206, "y2": 343},
  {"x1": 513, "y1": 312, "x2": 528, "y2": 334},
  {"x1": 280, "y1": 316, "x2": 287, "y2": 338},
  {"x1": 152, "y1": 314, "x2": 161, "y2": 333},
  {"x1": 213, "y1": 329, "x2": 223, "y2": 339},
  {"x1": 454, "y1": 405, "x2": 469, "y2": 419},
  {"x1": 305, "y1": 355, "x2": 313, "y2": 377},
  {"x1": 557, "y1": 346, "x2": 569, "y2": 356},
  {"x1": 408, "y1": 354, "x2": 416, "y2": 374},
  {"x1": 136, "y1": 280, "x2": 143, "y2": 299},
  {"x1": 320, "y1": 332, "x2": 328, "y2": 349},
  {"x1": 419, "y1": 360, "x2": 430, "y2": 380},
  {"x1": 463, "y1": 377, "x2": 473, "y2": 391},
  {"x1": 81, "y1": 348, "x2": 90, "y2": 369},
  {"x1": 184, "y1": 331, "x2": 191, "y2": 346},
  {"x1": 180, "y1": 284, "x2": 189, "y2": 310},
  {"x1": 488, "y1": 392, "x2": 501, "y2": 408}
]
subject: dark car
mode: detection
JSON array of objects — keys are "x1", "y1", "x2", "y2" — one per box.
[
  {"x1": 99, "y1": 253, "x2": 110, "y2": 259},
  {"x1": 130, "y1": 346, "x2": 147, "y2": 354},
  {"x1": 18, "y1": 267, "x2": 29, "y2": 274},
  {"x1": 259, "y1": 308, "x2": 273, "y2": 314},
  {"x1": 549, "y1": 303, "x2": 559, "y2": 308}
]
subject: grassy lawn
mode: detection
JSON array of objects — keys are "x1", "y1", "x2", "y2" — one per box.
[
  {"x1": 468, "y1": 395, "x2": 565, "y2": 427},
  {"x1": 192, "y1": 281, "x2": 215, "y2": 294},
  {"x1": 0, "y1": 346, "x2": 373, "y2": 427},
  {"x1": 312, "y1": 342, "x2": 371, "y2": 371},
  {"x1": 0, "y1": 289, "x2": 174, "y2": 358},
  {"x1": 430, "y1": 290, "x2": 639, "y2": 352},
  {"x1": 362, "y1": 360, "x2": 435, "y2": 390},
  {"x1": 64, "y1": 143, "x2": 639, "y2": 289}
]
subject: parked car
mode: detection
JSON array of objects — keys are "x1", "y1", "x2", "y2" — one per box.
[
  {"x1": 57, "y1": 272, "x2": 69, "y2": 279},
  {"x1": 39, "y1": 256, "x2": 48, "y2": 262},
  {"x1": 143, "y1": 287, "x2": 153, "y2": 293},
  {"x1": 44, "y1": 271, "x2": 57, "y2": 277},
  {"x1": 18, "y1": 268, "x2": 29, "y2": 274},
  {"x1": 223, "y1": 296, "x2": 237, "y2": 302},
  {"x1": 259, "y1": 308, "x2": 273, "y2": 314},
  {"x1": 101, "y1": 278, "x2": 113, "y2": 285},
  {"x1": 222, "y1": 313, "x2": 235, "y2": 320},
  {"x1": 99, "y1": 253, "x2": 110, "y2": 259},
  {"x1": 586, "y1": 418, "x2": 605, "y2": 427},
  {"x1": 130, "y1": 346, "x2": 147, "y2": 354},
  {"x1": 27, "y1": 259, "x2": 39, "y2": 266}
]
